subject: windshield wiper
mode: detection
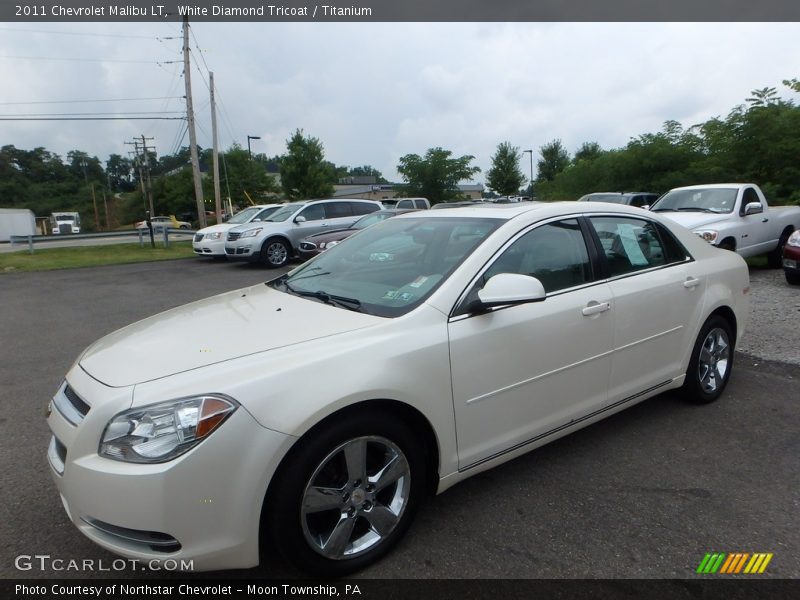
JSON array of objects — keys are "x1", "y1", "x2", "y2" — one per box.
[
  {"x1": 294, "y1": 289, "x2": 362, "y2": 312},
  {"x1": 674, "y1": 207, "x2": 717, "y2": 213}
]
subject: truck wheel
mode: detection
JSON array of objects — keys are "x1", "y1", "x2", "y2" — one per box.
[
  {"x1": 767, "y1": 228, "x2": 793, "y2": 269},
  {"x1": 718, "y1": 239, "x2": 736, "y2": 252},
  {"x1": 786, "y1": 270, "x2": 800, "y2": 285}
]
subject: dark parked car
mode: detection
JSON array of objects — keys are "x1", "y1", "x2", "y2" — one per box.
[
  {"x1": 298, "y1": 209, "x2": 418, "y2": 259},
  {"x1": 578, "y1": 192, "x2": 660, "y2": 208},
  {"x1": 783, "y1": 229, "x2": 800, "y2": 285}
]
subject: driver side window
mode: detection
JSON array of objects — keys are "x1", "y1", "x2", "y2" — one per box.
[{"x1": 483, "y1": 219, "x2": 592, "y2": 293}]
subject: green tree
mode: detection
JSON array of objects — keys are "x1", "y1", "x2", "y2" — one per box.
[
  {"x1": 536, "y1": 140, "x2": 571, "y2": 183},
  {"x1": 486, "y1": 142, "x2": 526, "y2": 196},
  {"x1": 396, "y1": 147, "x2": 481, "y2": 204},
  {"x1": 279, "y1": 130, "x2": 334, "y2": 199},
  {"x1": 746, "y1": 87, "x2": 779, "y2": 107},
  {"x1": 573, "y1": 141, "x2": 603, "y2": 162}
]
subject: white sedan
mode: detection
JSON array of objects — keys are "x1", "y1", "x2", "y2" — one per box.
[
  {"x1": 47, "y1": 203, "x2": 749, "y2": 575},
  {"x1": 192, "y1": 204, "x2": 281, "y2": 258}
]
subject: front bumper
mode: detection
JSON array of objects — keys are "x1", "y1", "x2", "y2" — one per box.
[
  {"x1": 192, "y1": 236, "x2": 226, "y2": 257},
  {"x1": 47, "y1": 366, "x2": 292, "y2": 571},
  {"x1": 224, "y1": 242, "x2": 259, "y2": 261}
]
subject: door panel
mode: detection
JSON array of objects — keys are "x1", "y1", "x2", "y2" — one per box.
[
  {"x1": 449, "y1": 284, "x2": 614, "y2": 468},
  {"x1": 448, "y1": 217, "x2": 613, "y2": 469}
]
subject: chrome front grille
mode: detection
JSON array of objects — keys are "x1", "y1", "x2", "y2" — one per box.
[
  {"x1": 53, "y1": 382, "x2": 91, "y2": 426},
  {"x1": 227, "y1": 231, "x2": 242, "y2": 242}
]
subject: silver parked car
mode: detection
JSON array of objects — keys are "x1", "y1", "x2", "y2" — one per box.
[{"x1": 224, "y1": 198, "x2": 383, "y2": 267}]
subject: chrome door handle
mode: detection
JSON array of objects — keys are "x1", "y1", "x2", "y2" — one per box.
[
  {"x1": 683, "y1": 277, "x2": 701, "y2": 289},
  {"x1": 582, "y1": 301, "x2": 610, "y2": 316}
]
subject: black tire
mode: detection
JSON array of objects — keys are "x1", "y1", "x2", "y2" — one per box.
[
  {"x1": 682, "y1": 315, "x2": 735, "y2": 404},
  {"x1": 786, "y1": 270, "x2": 800, "y2": 285},
  {"x1": 767, "y1": 228, "x2": 794, "y2": 269},
  {"x1": 718, "y1": 239, "x2": 736, "y2": 252},
  {"x1": 260, "y1": 237, "x2": 290, "y2": 268},
  {"x1": 264, "y1": 412, "x2": 426, "y2": 576},
  {"x1": 180, "y1": 224, "x2": 190, "y2": 230}
]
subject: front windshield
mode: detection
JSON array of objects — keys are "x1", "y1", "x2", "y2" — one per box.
[
  {"x1": 56, "y1": 215, "x2": 75, "y2": 221},
  {"x1": 265, "y1": 202, "x2": 305, "y2": 222},
  {"x1": 227, "y1": 206, "x2": 262, "y2": 224},
  {"x1": 272, "y1": 216, "x2": 502, "y2": 317},
  {"x1": 651, "y1": 188, "x2": 737, "y2": 213}
]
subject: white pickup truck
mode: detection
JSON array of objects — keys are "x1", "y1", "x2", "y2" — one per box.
[{"x1": 649, "y1": 183, "x2": 800, "y2": 267}]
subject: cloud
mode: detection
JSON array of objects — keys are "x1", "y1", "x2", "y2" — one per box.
[{"x1": 0, "y1": 22, "x2": 798, "y2": 183}]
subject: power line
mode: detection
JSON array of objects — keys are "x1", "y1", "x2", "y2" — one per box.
[
  {"x1": 0, "y1": 27, "x2": 159, "y2": 39},
  {"x1": 0, "y1": 55, "x2": 171, "y2": 64},
  {"x1": 0, "y1": 116, "x2": 185, "y2": 121},
  {"x1": 0, "y1": 96, "x2": 184, "y2": 106},
  {"x1": 0, "y1": 111, "x2": 185, "y2": 117}
]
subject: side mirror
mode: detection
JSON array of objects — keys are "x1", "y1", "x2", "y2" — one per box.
[
  {"x1": 477, "y1": 273, "x2": 546, "y2": 309},
  {"x1": 295, "y1": 215, "x2": 307, "y2": 223},
  {"x1": 744, "y1": 202, "x2": 763, "y2": 216}
]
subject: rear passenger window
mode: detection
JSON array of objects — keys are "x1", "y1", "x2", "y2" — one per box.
[
  {"x1": 589, "y1": 216, "x2": 669, "y2": 277},
  {"x1": 483, "y1": 219, "x2": 592, "y2": 293},
  {"x1": 350, "y1": 202, "x2": 379, "y2": 216},
  {"x1": 325, "y1": 202, "x2": 353, "y2": 218},
  {"x1": 414, "y1": 200, "x2": 428, "y2": 209}
]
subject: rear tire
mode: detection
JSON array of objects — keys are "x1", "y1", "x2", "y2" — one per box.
[
  {"x1": 786, "y1": 270, "x2": 800, "y2": 285},
  {"x1": 682, "y1": 315, "x2": 734, "y2": 404},
  {"x1": 264, "y1": 412, "x2": 426, "y2": 576}
]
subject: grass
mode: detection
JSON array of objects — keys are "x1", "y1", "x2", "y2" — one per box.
[
  {"x1": 0, "y1": 241, "x2": 195, "y2": 273},
  {"x1": 745, "y1": 255, "x2": 768, "y2": 269}
]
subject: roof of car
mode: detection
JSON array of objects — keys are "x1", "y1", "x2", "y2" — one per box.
[{"x1": 394, "y1": 201, "x2": 653, "y2": 222}]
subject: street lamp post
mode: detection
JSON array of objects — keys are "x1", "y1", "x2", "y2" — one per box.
[
  {"x1": 522, "y1": 149, "x2": 534, "y2": 196},
  {"x1": 247, "y1": 135, "x2": 261, "y2": 159}
]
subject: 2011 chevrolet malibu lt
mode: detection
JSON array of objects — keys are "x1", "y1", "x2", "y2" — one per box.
[{"x1": 47, "y1": 203, "x2": 750, "y2": 575}]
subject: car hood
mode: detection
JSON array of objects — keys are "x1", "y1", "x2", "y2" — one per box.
[
  {"x1": 79, "y1": 284, "x2": 383, "y2": 387},
  {"x1": 655, "y1": 211, "x2": 730, "y2": 230},
  {"x1": 197, "y1": 223, "x2": 236, "y2": 235}
]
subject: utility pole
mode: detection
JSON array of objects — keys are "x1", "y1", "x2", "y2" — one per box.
[
  {"x1": 102, "y1": 188, "x2": 110, "y2": 230},
  {"x1": 183, "y1": 15, "x2": 207, "y2": 228},
  {"x1": 210, "y1": 71, "x2": 222, "y2": 224},
  {"x1": 125, "y1": 136, "x2": 155, "y2": 220}
]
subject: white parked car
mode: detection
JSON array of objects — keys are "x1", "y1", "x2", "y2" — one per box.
[
  {"x1": 193, "y1": 205, "x2": 281, "y2": 258},
  {"x1": 47, "y1": 202, "x2": 749, "y2": 575}
]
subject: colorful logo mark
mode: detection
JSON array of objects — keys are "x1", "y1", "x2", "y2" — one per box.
[{"x1": 696, "y1": 552, "x2": 773, "y2": 574}]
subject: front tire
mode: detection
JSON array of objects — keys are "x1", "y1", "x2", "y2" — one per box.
[
  {"x1": 264, "y1": 412, "x2": 426, "y2": 576},
  {"x1": 682, "y1": 315, "x2": 734, "y2": 404},
  {"x1": 261, "y1": 237, "x2": 290, "y2": 268},
  {"x1": 786, "y1": 270, "x2": 800, "y2": 285}
]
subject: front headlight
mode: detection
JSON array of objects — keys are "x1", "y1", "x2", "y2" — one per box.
[
  {"x1": 204, "y1": 232, "x2": 221, "y2": 240},
  {"x1": 694, "y1": 229, "x2": 718, "y2": 244},
  {"x1": 99, "y1": 395, "x2": 238, "y2": 463},
  {"x1": 787, "y1": 230, "x2": 800, "y2": 248},
  {"x1": 239, "y1": 228, "x2": 262, "y2": 238}
]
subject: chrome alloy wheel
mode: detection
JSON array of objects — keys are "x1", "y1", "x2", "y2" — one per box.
[
  {"x1": 697, "y1": 327, "x2": 730, "y2": 393},
  {"x1": 266, "y1": 241, "x2": 288, "y2": 266},
  {"x1": 300, "y1": 436, "x2": 411, "y2": 560}
]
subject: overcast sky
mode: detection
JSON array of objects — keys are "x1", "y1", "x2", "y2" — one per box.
[{"x1": 1, "y1": 22, "x2": 798, "y2": 183}]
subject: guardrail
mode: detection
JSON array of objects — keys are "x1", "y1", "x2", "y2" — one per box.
[{"x1": 8, "y1": 228, "x2": 197, "y2": 253}]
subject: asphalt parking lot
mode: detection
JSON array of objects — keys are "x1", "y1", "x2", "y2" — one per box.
[{"x1": 0, "y1": 259, "x2": 798, "y2": 579}]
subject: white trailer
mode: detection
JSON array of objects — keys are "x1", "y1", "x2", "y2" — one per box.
[{"x1": 0, "y1": 208, "x2": 36, "y2": 242}]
